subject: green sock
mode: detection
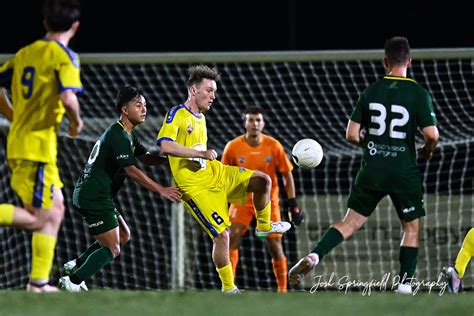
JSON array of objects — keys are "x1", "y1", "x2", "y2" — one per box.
[
  {"x1": 399, "y1": 246, "x2": 418, "y2": 282},
  {"x1": 311, "y1": 227, "x2": 344, "y2": 260},
  {"x1": 77, "y1": 241, "x2": 101, "y2": 267},
  {"x1": 70, "y1": 246, "x2": 114, "y2": 284}
]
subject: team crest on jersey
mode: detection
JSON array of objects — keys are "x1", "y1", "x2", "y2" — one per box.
[
  {"x1": 238, "y1": 157, "x2": 246, "y2": 164},
  {"x1": 264, "y1": 156, "x2": 273, "y2": 163},
  {"x1": 239, "y1": 167, "x2": 246, "y2": 172},
  {"x1": 187, "y1": 125, "x2": 193, "y2": 134}
]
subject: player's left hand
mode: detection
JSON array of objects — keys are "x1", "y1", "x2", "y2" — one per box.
[
  {"x1": 160, "y1": 186, "x2": 182, "y2": 202},
  {"x1": 287, "y1": 198, "x2": 304, "y2": 226}
]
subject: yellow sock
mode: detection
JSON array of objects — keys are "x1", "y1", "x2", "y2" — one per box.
[
  {"x1": 255, "y1": 201, "x2": 271, "y2": 232},
  {"x1": 455, "y1": 228, "x2": 474, "y2": 277},
  {"x1": 30, "y1": 233, "x2": 57, "y2": 282},
  {"x1": 0, "y1": 204, "x2": 15, "y2": 225},
  {"x1": 216, "y1": 263, "x2": 235, "y2": 291}
]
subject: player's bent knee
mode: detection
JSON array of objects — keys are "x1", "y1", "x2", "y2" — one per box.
[
  {"x1": 109, "y1": 244, "x2": 121, "y2": 258},
  {"x1": 120, "y1": 229, "x2": 131, "y2": 245},
  {"x1": 248, "y1": 172, "x2": 272, "y2": 194},
  {"x1": 47, "y1": 204, "x2": 65, "y2": 224},
  {"x1": 23, "y1": 207, "x2": 48, "y2": 231}
]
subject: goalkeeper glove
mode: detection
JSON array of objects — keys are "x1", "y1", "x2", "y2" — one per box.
[{"x1": 288, "y1": 198, "x2": 304, "y2": 226}]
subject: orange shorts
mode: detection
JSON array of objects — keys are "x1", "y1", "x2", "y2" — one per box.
[{"x1": 229, "y1": 200, "x2": 282, "y2": 238}]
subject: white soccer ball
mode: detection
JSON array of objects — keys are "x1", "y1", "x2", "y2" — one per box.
[{"x1": 291, "y1": 138, "x2": 324, "y2": 169}]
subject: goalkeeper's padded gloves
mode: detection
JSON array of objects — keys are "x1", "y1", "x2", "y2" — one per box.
[{"x1": 288, "y1": 198, "x2": 304, "y2": 226}]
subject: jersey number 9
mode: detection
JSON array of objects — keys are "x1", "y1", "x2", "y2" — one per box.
[{"x1": 21, "y1": 67, "x2": 35, "y2": 99}]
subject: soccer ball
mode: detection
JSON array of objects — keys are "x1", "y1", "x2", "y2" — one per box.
[{"x1": 291, "y1": 138, "x2": 324, "y2": 169}]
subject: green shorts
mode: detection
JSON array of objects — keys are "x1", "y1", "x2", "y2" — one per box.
[
  {"x1": 76, "y1": 206, "x2": 121, "y2": 235},
  {"x1": 347, "y1": 183, "x2": 425, "y2": 222}
]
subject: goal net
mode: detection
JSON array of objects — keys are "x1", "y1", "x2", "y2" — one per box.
[{"x1": 0, "y1": 49, "x2": 472, "y2": 291}]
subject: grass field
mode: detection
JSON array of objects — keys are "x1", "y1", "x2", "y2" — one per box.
[{"x1": 0, "y1": 290, "x2": 472, "y2": 316}]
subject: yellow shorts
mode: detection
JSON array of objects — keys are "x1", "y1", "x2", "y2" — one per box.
[
  {"x1": 183, "y1": 165, "x2": 254, "y2": 239},
  {"x1": 9, "y1": 159, "x2": 63, "y2": 209}
]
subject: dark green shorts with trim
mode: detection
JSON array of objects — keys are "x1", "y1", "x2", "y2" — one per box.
[
  {"x1": 347, "y1": 184, "x2": 425, "y2": 222},
  {"x1": 76, "y1": 206, "x2": 120, "y2": 235}
]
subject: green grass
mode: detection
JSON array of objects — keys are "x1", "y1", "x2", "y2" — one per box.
[{"x1": 0, "y1": 290, "x2": 472, "y2": 316}]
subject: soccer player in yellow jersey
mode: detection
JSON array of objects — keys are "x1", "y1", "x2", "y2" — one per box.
[
  {"x1": 0, "y1": 0, "x2": 83, "y2": 292},
  {"x1": 157, "y1": 65, "x2": 291, "y2": 293},
  {"x1": 443, "y1": 228, "x2": 474, "y2": 293}
]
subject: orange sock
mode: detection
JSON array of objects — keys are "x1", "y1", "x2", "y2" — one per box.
[
  {"x1": 272, "y1": 256, "x2": 287, "y2": 293},
  {"x1": 229, "y1": 248, "x2": 239, "y2": 277}
]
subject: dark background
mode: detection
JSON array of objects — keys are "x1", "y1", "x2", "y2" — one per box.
[{"x1": 1, "y1": 0, "x2": 472, "y2": 54}]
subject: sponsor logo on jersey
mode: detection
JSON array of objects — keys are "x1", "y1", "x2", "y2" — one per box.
[
  {"x1": 116, "y1": 154, "x2": 129, "y2": 160},
  {"x1": 264, "y1": 156, "x2": 273, "y2": 162}
]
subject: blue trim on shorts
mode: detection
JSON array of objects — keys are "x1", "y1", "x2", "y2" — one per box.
[
  {"x1": 33, "y1": 163, "x2": 46, "y2": 208},
  {"x1": 187, "y1": 199, "x2": 219, "y2": 237}
]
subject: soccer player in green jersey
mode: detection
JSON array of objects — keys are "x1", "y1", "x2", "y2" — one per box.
[
  {"x1": 157, "y1": 65, "x2": 291, "y2": 293},
  {"x1": 0, "y1": 0, "x2": 83, "y2": 292},
  {"x1": 289, "y1": 37, "x2": 439, "y2": 295},
  {"x1": 58, "y1": 86, "x2": 181, "y2": 292}
]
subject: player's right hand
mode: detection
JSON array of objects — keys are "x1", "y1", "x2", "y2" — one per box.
[
  {"x1": 288, "y1": 198, "x2": 304, "y2": 226},
  {"x1": 160, "y1": 186, "x2": 182, "y2": 202},
  {"x1": 69, "y1": 118, "x2": 84, "y2": 137},
  {"x1": 417, "y1": 145, "x2": 433, "y2": 160},
  {"x1": 203, "y1": 149, "x2": 217, "y2": 160}
]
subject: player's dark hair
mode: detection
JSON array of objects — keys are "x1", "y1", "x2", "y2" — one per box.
[
  {"x1": 42, "y1": 0, "x2": 81, "y2": 32},
  {"x1": 243, "y1": 106, "x2": 265, "y2": 122},
  {"x1": 115, "y1": 86, "x2": 145, "y2": 114},
  {"x1": 384, "y1": 36, "x2": 410, "y2": 66},
  {"x1": 187, "y1": 65, "x2": 221, "y2": 87}
]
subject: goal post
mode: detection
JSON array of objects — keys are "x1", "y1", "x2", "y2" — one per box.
[{"x1": 0, "y1": 48, "x2": 472, "y2": 291}]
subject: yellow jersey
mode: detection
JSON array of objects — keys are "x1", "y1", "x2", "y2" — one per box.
[
  {"x1": 157, "y1": 103, "x2": 225, "y2": 200},
  {"x1": 0, "y1": 39, "x2": 83, "y2": 163}
]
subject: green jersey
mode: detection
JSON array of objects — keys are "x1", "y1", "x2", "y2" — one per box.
[
  {"x1": 350, "y1": 76, "x2": 437, "y2": 192},
  {"x1": 73, "y1": 121, "x2": 147, "y2": 210}
]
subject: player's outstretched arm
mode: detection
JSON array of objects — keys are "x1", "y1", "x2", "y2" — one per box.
[
  {"x1": 418, "y1": 125, "x2": 439, "y2": 159},
  {"x1": 60, "y1": 90, "x2": 83, "y2": 137},
  {"x1": 124, "y1": 165, "x2": 181, "y2": 202},
  {"x1": 160, "y1": 140, "x2": 217, "y2": 160},
  {"x1": 0, "y1": 88, "x2": 13, "y2": 121}
]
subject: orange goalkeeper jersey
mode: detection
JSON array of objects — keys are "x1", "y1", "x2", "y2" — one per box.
[{"x1": 221, "y1": 134, "x2": 293, "y2": 207}]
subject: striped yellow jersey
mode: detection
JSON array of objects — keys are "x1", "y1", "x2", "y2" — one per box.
[
  {"x1": 0, "y1": 39, "x2": 83, "y2": 163},
  {"x1": 157, "y1": 103, "x2": 224, "y2": 200}
]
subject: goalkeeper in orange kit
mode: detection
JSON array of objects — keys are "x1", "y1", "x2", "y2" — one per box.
[{"x1": 221, "y1": 106, "x2": 304, "y2": 293}]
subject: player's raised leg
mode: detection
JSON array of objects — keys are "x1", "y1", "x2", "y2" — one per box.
[
  {"x1": 247, "y1": 171, "x2": 290, "y2": 237},
  {"x1": 64, "y1": 215, "x2": 131, "y2": 275},
  {"x1": 289, "y1": 208, "x2": 365, "y2": 287}
]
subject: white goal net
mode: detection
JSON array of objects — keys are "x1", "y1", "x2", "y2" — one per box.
[{"x1": 0, "y1": 49, "x2": 472, "y2": 291}]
